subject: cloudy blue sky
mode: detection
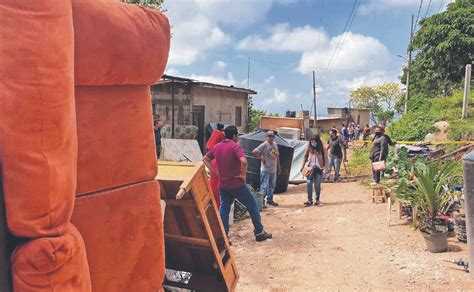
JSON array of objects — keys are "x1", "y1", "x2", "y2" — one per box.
[{"x1": 162, "y1": 0, "x2": 451, "y2": 117}]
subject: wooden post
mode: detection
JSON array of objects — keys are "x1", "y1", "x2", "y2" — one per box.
[
  {"x1": 405, "y1": 14, "x2": 414, "y2": 114},
  {"x1": 462, "y1": 64, "x2": 471, "y2": 119},
  {"x1": 312, "y1": 70, "x2": 317, "y2": 129},
  {"x1": 462, "y1": 151, "x2": 474, "y2": 279}
]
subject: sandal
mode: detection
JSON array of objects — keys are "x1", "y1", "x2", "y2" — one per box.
[{"x1": 304, "y1": 201, "x2": 313, "y2": 207}]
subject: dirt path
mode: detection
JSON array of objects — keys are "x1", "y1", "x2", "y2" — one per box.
[{"x1": 230, "y1": 182, "x2": 473, "y2": 291}]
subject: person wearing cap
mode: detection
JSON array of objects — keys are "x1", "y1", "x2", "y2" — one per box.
[{"x1": 252, "y1": 131, "x2": 280, "y2": 207}]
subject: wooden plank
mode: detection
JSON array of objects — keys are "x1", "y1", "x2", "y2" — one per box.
[
  {"x1": 160, "y1": 181, "x2": 196, "y2": 270},
  {"x1": 430, "y1": 144, "x2": 473, "y2": 163},
  {"x1": 163, "y1": 199, "x2": 196, "y2": 208},
  {"x1": 0, "y1": 176, "x2": 12, "y2": 292},
  {"x1": 158, "y1": 162, "x2": 239, "y2": 291},
  {"x1": 164, "y1": 234, "x2": 212, "y2": 248}
]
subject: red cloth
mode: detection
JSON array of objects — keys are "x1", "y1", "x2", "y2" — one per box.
[
  {"x1": 206, "y1": 140, "x2": 245, "y2": 190},
  {"x1": 0, "y1": 0, "x2": 76, "y2": 239},
  {"x1": 11, "y1": 224, "x2": 91, "y2": 292},
  {"x1": 71, "y1": 181, "x2": 165, "y2": 292},
  {"x1": 205, "y1": 130, "x2": 225, "y2": 152},
  {"x1": 209, "y1": 160, "x2": 220, "y2": 207}
]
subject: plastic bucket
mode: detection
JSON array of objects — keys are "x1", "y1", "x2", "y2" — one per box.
[
  {"x1": 421, "y1": 226, "x2": 448, "y2": 253},
  {"x1": 254, "y1": 192, "x2": 264, "y2": 211}
]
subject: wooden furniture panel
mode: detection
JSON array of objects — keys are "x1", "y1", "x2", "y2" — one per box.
[{"x1": 157, "y1": 161, "x2": 239, "y2": 291}]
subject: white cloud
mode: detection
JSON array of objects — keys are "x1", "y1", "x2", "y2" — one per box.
[
  {"x1": 213, "y1": 61, "x2": 227, "y2": 72},
  {"x1": 298, "y1": 32, "x2": 391, "y2": 74},
  {"x1": 359, "y1": 0, "x2": 421, "y2": 15},
  {"x1": 165, "y1": 0, "x2": 298, "y2": 66},
  {"x1": 261, "y1": 88, "x2": 287, "y2": 105},
  {"x1": 189, "y1": 72, "x2": 236, "y2": 86},
  {"x1": 165, "y1": 68, "x2": 180, "y2": 76},
  {"x1": 336, "y1": 71, "x2": 396, "y2": 91},
  {"x1": 239, "y1": 24, "x2": 399, "y2": 114},
  {"x1": 274, "y1": 88, "x2": 288, "y2": 103},
  {"x1": 238, "y1": 23, "x2": 328, "y2": 52},
  {"x1": 264, "y1": 75, "x2": 275, "y2": 84}
]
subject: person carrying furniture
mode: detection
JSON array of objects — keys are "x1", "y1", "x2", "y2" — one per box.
[{"x1": 204, "y1": 126, "x2": 272, "y2": 242}]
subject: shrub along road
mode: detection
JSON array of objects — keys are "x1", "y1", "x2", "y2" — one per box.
[{"x1": 231, "y1": 181, "x2": 472, "y2": 291}]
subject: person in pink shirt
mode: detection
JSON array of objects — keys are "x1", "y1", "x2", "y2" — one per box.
[{"x1": 204, "y1": 126, "x2": 272, "y2": 242}]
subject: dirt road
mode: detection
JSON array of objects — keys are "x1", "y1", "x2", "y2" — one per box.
[{"x1": 230, "y1": 181, "x2": 473, "y2": 291}]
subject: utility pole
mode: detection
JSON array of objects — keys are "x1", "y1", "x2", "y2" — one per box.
[
  {"x1": 247, "y1": 57, "x2": 250, "y2": 89},
  {"x1": 247, "y1": 57, "x2": 251, "y2": 132},
  {"x1": 171, "y1": 78, "x2": 175, "y2": 138},
  {"x1": 405, "y1": 14, "x2": 414, "y2": 115},
  {"x1": 312, "y1": 70, "x2": 317, "y2": 129},
  {"x1": 462, "y1": 64, "x2": 472, "y2": 119}
]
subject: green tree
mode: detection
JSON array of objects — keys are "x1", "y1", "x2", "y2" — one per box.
[
  {"x1": 350, "y1": 82, "x2": 403, "y2": 126},
  {"x1": 120, "y1": 0, "x2": 165, "y2": 11},
  {"x1": 405, "y1": 0, "x2": 474, "y2": 96},
  {"x1": 248, "y1": 108, "x2": 263, "y2": 132}
]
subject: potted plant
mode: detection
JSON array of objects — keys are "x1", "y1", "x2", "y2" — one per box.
[{"x1": 407, "y1": 162, "x2": 455, "y2": 253}]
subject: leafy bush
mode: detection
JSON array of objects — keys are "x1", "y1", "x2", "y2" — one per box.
[
  {"x1": 389, "y1": 90, "x2": 473, "y2": 141},
  {"x1": 405, "y1": 162, "x2": 456, "y2": 233},
  {"x1": 447, "y1": 118, "x2": 474, "y2": 140}
]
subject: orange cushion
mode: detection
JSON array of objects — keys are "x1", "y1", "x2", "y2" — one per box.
[
  {"x1": 71, "y1": 181, "x2": 165, "y2": 291},
  {"x1": 0, "y1": 0, "x2": 76, "y2": 238},
  {"x1": 72, "y1": 0, "x2": 170, "y2": 86},
  {"x1": 75, "y1": 85, "x2": 157, "y2": 195},
  {"x1": 11, "y1": 224, "x2": 91, "y2": 291}
]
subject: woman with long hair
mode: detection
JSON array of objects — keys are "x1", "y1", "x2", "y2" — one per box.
[{"x1": 300, "y1": 135, "x2": 328, "y2": 206}]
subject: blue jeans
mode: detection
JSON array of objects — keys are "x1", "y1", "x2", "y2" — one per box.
[
  {"x1": 260, "y1": 171, "x2": 277, "y2": 202},
  {"x1": 219, "y1": 185, "x2": 264, "y2": 236},
  {"x1": 307, "y1": 173, "x2": 322, "y2": 202},
  {"x1": 326, "y1": 156, "x2": 342, "y2": 181}
]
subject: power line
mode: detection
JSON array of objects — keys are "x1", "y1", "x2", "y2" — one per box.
[
  {"x1": 424, "y1": 0, "x2": 432, "y2": 19},
  {"x1": 319, "y1": 0, "x2": 360, "y2": 81},
  {"x1": 438, "y1": 0, "x2": 445, "y2": 13},
  {"x1": 248, "y1": 56, "x2": 384, "y2": 73},
  {"x1": 317, "y1": 0, "x2": 324, "y2": 50},
  {"x1": 414, "y1": 0, "x2": 424, "y2": 31}
]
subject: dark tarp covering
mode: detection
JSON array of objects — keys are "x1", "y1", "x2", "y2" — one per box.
[{"x1": 240, "y1": 130, "x2": 294, "y2": 193}]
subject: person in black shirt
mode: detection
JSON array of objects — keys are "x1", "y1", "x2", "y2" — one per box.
[
  {"x1": 369, "y1": 126, "x2": 389, "y2": 184},
  {"x1": 324, "y1": 129, "x2": 347, "y2": 182},
  {"x1": 154, "y1": 118, "x2": 162, "y2": 158}
]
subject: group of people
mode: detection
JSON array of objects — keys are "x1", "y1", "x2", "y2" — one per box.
[
  {"x1": 202, "y1": 122, "x2": 393, "y2": 242},
  {"x1": 340, "y1": 123, "x2": 372, "y2": 143}
]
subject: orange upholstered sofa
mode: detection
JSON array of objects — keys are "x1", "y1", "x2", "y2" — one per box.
[{"x1": 0, "y1": 0, "x2": 170, "y2": 291}]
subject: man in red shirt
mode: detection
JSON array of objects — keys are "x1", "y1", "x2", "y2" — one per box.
[
  {"x1": 204, "y1": 126, "x2": 272, "y2": 242},
  {"x1": 205, "y1": 123, "x2": 225, "y2": 153}
]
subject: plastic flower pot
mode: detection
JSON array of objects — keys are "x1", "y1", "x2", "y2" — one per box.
[{"x1": 420, "y1": 226, "x2": 448, "y2": 253}]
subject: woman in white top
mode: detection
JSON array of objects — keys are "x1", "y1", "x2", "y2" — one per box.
[{"x1": 300, "y1": 135, "x2": 328, "y2": 206}]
